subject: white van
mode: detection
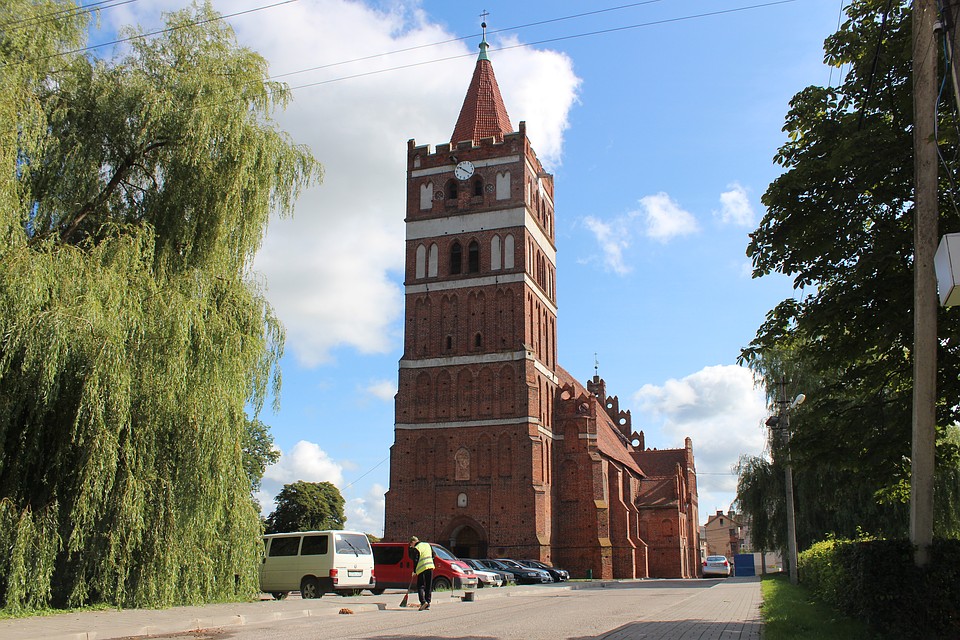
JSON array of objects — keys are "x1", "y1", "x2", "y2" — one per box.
[{"x1": 260, "y1": 530, "x2": 375, "y2": 599}]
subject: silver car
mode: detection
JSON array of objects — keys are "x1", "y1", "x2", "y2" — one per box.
[{"x1": 702, "y1": 555, "x2": 732, "y2": 577}]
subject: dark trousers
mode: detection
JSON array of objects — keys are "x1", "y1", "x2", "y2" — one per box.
[{"x1": 417, "y1": 569, "x2": 433, "y2": 604}]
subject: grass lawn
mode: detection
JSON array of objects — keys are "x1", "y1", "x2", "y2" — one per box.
[{"x1": 760, "y1": 573, "x2": 872, "y2": 639}]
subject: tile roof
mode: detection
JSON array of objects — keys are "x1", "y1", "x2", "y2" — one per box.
[
  {"x1": 555, "y1": 366, "x2": 644, "y2": 476},
  {"x1": 451, "y1": 48, "x2": 513, "y2": 145},
  {"x1": 632, "y1": 447, "x2": 688, "y2": 478},
  {"x1": 637, "y1": 476, "x2": 681, "y2": 508}
]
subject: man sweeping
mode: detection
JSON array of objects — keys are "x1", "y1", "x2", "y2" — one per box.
[{"x1": 409, "y1": 536, "x2": 434, "y2": 611}]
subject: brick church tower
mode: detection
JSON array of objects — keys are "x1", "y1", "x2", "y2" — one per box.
[
  {"x1": 383, "y1": 33, "x2": 700, "y2": 579},
  {"x1": 383, "y1": 35, "x2": 560, "y2": 560}
]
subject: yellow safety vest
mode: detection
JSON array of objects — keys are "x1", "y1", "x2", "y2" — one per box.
[{"x1": 414, "y1": 541, "x2": 435, "y2": 574}]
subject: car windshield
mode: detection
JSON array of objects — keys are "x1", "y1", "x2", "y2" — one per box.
[
  {"x1": 430, "y1": 544, "x2": 457, "y2": 561},
  {"x1": 498, "y1": 559, "x2": 521, "y2": 568},
  {"x1": 334, "y1": 533, "x2": 371, "y2": 555},
  {"x1": 707, "y1": 556, "x2": 726, "y2": 562}
]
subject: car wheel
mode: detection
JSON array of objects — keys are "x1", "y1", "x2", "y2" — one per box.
[
  {"x1": 338, "y1": 589, "x2": 362, "y2": 597},
  {"x1": 270, "y1": 592, "x2": 288, "y2": 600},
  {"x1": 432, "y1": 576, "x2": 451, "y2": 591},
  {"x1": 300, "y1": 577, "x2": 322, "y2": 599},
  {"x1": 370, "y1": 588, "x2": 385, "y2": 595}
]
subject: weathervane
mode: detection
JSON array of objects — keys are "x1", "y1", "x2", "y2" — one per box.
[
  {"x1": 480, "y1": 10, "x2": 489, "y2": 37},
  {"x1": 594, "y1": 353, "x2": 599, "y2": 378}
]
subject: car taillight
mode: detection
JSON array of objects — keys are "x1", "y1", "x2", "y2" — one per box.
[
  {"x1": 702, "y1": 561, "x2": 707, "y2": 566},
  {"x1": 330, "y1": 568, "x2": 338, "y2": 584},
  {"x1": 724, "y1": 561, "x2": 729, "y2": 567}
]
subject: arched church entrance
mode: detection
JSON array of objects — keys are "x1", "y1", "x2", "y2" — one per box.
[{"x1": 446, "y1": 519, "x2": 487, "y2": 559}]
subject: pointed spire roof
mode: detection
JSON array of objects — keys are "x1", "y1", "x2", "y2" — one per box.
[{"x1": 451, "y1": 37, "x2": 513, "y2": 145}]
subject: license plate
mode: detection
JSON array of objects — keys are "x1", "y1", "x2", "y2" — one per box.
[{"x1": 348, "y1": 570, "x2": 362, "y2": 577}]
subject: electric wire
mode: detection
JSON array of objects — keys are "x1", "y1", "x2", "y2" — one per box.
[
  {"x1": 270, "y1": 0, "x2": 668, "y2": 80},
  {"x1": 2, "y1": 0, "x2": 303, "y2": 67},
  {"x1": 279, "y1": 0, "x2": 800, "y2": 93},
  {"x1": 343, "y1": 456, "x2": 388, "y2": 491},
  {"x1": 0, "y1": 0, "x2": 142, "y2": 31},
  {"x1": 827, "y1": 0, "x2": 847, "y2": 88}
]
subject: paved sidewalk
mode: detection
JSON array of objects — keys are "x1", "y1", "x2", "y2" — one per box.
[
  {"x1": 591, "y1": 577, "x2": 763, "y2": 639},
  {"x1": 0, "y1": 577, "x2": 763, "y2": 640}
]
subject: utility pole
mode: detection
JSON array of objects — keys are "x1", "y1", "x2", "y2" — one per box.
[
  {"x1": 912, "y1": 0, "x2": 938, "y2": 567},
  {"x1": 777, "y1": 380, "x2": 800, "y2": 585}
]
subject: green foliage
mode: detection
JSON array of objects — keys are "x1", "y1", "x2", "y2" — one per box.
[
  {"x1": 265, "y1": 482, "x2": 346, "y2": 534},
  {"x1": 760, "y1": 573, "x2": 871, "y2": 640},
  {"x1": 740, "y1": 0, "x2": 960, "y2": 545},
  {"x1": 242, "y1": 420, "x2": 280, "y2": 493},
  {"x1": 797, "y1": 538, "x2": 960, "y2": 639},
  {"x1": 0, "y1": 0, "x2": 320, "y2": 611}
]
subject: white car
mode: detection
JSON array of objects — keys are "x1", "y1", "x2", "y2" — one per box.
[
  {"x1": 702, "y1": 555, "x2": 732, "y2": 577},
  {"x1": 470, "y1": 567, "x2": 504, "y2": 588}
]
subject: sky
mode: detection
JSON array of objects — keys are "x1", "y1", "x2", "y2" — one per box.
[{"x1": 96, "y1": 0, "x2": 844, "y2": 535}]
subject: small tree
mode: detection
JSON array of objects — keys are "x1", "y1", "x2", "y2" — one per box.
[{"x1": 265, "y1": 481, "x2": 345, "y2": 533}]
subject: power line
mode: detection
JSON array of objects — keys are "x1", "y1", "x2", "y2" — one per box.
[
  {"x1": 280, "y1": 0, "x2": 799, "y2": 93},
  {"x1": 0, "y1": 0, "x2": 142, "y2": 31},
  {"x1": 2, "y1": 0, "x2": 302, "y2": 67},
  {"x1": 271, "y1": 0, "x2": 668, "y2": 80}
]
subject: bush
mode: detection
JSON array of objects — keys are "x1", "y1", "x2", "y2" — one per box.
[{"x1": 798, "y1": 538, "x2": 960, "y2": 639}]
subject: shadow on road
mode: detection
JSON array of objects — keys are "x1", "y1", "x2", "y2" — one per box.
[{"x1": 567, "y1": 618, "x2": 762, "y2": 639}]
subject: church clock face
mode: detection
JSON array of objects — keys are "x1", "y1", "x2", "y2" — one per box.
[{"x1": 454, "y1": 160, "x2": 475, "y2": 180}]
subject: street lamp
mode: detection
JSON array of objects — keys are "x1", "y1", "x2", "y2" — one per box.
[{"x1": 766, "y1": 386, "x2": 805, "y2": 585}]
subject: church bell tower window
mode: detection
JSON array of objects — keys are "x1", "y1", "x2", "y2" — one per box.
[
  {"x1": 450, "y1": 242, "x2": 463, "y2": 275},
  {"x1": 467, "y1": 240, "x2": 480, "y2": 273},
  {"x1": 473, "y1": 178, "x2": 483, "y2": 197}
]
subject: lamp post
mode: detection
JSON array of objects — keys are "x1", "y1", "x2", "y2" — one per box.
[{"x1": 766, "y1": 382, "x2": 805, "y2": 585}]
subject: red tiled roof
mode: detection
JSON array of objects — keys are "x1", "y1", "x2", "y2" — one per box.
[
  {"x1": 555, "y1": 366, "x2": 644, "y2": 476},
  {"x1": 632, "y1": 448, "x2": 688, "y2": 478},
  {"x1": 451, "y1": 57, "x2": 513, "y2": 144},
  {"x1": 637, "y1": 476, "x2": 680, "y2": 508}
]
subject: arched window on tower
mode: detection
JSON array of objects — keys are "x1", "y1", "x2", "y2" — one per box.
[
  {"x1": 467, "y1": 240, "x2": 480, "y2": 273},
  {"x1": 450, "y1": 242, "x2": 462, "y2": 275},
  {"x1": 428, "y1": 243, "x2": 438, "y2": 277},
  {"x1": 491, "y1": 235, "x2": 501, "y2": 271},
  {"x1": 446, "y1": 179, "x2": 458, "y2": 200},
  {"x1": 473, "y1": 178, "x2": 483, "y2": 197},
  {"x1": 415, "y1": 244, "x2": 426, "y2": 279}
]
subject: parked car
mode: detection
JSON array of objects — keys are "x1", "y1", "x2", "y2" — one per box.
[
  {"x1": 518, "y1": 559, "x2": 569, "y2": 582},
  {"x1": 461, "y1": 562, "x2": 503, "y2": 588},
  {"x1": 371, "y1": 541, "x2": 478, "y2": 593},
  {"x1": 462, "y1": 558, "x2": 516, "y2": 586},
  {"x1": 259, "y1": 530, "x2": 375, "y2": 599},
  {"x1": 702, "y1": 555, "x2": 732, "y2": 577},
  {"x1": 479, "y1": 558, "x2": 552, "y2": 584}
]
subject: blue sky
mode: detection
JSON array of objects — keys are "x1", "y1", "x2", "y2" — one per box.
[{"x1": 99, "y1": 0, "x2": 842, "y2": 534}]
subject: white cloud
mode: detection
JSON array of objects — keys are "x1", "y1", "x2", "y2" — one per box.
[
  {"x1": 582, "y1": 215, "x2": 631, "y2": 275},
  {"x1": 715, "y1": 183, "x2": 755, "y2": 227},
  {"x1": 638, "y1": 192, "x2": 699, "y2": 242},
  {"x1": 236, "y1": 1, "x2": 579, "y2": 366},
  {"x1": 258, "y1": 440, "x2": 346, "y2": 516},
  {"x1": 365, "y1": 379, "x2": 398, "y2": 401},
  {"x1": 632, "y1": 365, "x2": 770, "y2": 520},
  {"x1": 255, "y1": 442, "x2": 385, "y2": 535},
  {"x1": 115, "y1": 1, "x2": 580, "y2": 366},
  {"x1": 345, "y1": 483, "x2": 387, "y2": 536}
]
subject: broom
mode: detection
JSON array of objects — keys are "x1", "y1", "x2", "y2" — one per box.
[{"x1": 399, "y1": 573, "x2": 416, "y2": 607}]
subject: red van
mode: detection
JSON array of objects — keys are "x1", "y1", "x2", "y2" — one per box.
[{"x1": 370, "y1": 542, "x2": 478, "y2": 593}]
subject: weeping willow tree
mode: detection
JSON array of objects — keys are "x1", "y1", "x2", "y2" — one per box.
[{"x1": 0, "y1": 1, "x2": 320, "y2": 611}]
